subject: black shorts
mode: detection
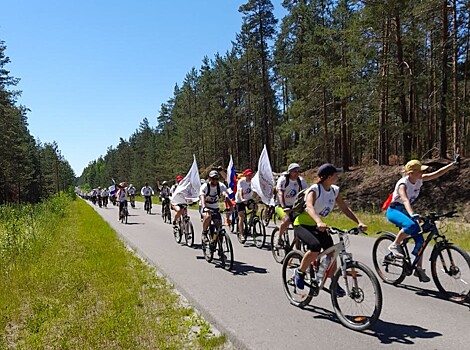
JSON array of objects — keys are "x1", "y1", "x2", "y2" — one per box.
[
  {"x1": 236, "y1": 200, "x2": 255, "y2": 213},
  {"x1": 294, "y1": 225, "x2": 333, "y2": 253}
]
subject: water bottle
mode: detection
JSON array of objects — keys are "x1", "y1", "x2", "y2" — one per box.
[{"x1": 316, "y1": 256, "x2": 330, "y2": 283}]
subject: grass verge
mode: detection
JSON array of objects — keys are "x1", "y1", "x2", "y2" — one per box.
[{"x1": 0, "y1": 199, "x2": 226, "y2": 349}]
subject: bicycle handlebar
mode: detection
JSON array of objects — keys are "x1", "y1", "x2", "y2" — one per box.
[
  {"x1": 424, "y1": 210, "x2": 458, "y2": 221},
  {"x1": 328, "y1": 227, "x2": 363, "y2": 236}
]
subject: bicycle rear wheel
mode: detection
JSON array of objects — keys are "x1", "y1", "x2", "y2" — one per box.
[
  {"x1": 253, "y1": 218, "x2": 266, "y2": 249},
  {"x1": 330, "y1": 261, "x2": 382, "y2": 331},
  {"x1": 372, "y1": 233, "x2": 406, "y2": 285},
  {"x1": 282, "y1": 250, "x2": 314, "y2": 308},
  {"x1": 173, "y1": 224, "x2": 182, "y2": 244},
  {"x1": 271, "y1": 227, "x2": 288, "y2": 264},
  {"x1": 218, "y1": 230, "x2": 234, "y2": 271},
  {"x1": 165, "y1": 207, "x2": 171, "y2": 224},
  {"x1": 431, "y1": 244, "x2": 470, "y2": 302},
  {"x1": 185, "y1": 221, "x2": 194, "y2": 247}
]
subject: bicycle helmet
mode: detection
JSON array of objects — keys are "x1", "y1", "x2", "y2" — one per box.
[{"x1": 162, "y1": 181, "x2": 168, "y2": 185}]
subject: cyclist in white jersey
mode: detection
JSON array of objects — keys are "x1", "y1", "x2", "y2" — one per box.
[
  {"x1": 274, "y1": 163, "x2": 308, "y2": 247},
  {"x1": 116, "y1": 182, "x2": 128, "y2": 220},
  {"x1": 170, "y1": 175, "x2": 185, "y2": 226},
  {"x1": 141, "y1": 182, "x2": 155, "y2": 211},
  {"x1": 236, "y1": 168, "x2": 255, "y2": 241},
  {"x1": 200, "y1": 170, "x2": 232, "y2": 243}
]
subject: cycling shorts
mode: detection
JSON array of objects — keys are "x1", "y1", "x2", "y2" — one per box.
[
  {"x1": 294, "y1": 225, "x2": 333, "y2": 253},
  {"x1": 275, "y1": 205, "x2": 293, "y2": 220}
]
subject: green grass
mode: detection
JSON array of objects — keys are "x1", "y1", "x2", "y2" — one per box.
[
  {"x1": 323, "y1": 210, "x2": 470, "y2": 251},
  {"x1": 0, "y1": 199, "x2": 226, "y2": 349}
]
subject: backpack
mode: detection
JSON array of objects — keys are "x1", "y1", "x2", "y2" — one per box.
[
  {"x1": 205, "y1": 182, "x2": 221, "y2": 197},
  {"x1": 381, "y1": 193, "x2": 393, "y2": 211},
  {"x1": 285, "y1": 175, "x2": 302, "y2": 189},
  {"x1": 291, "y1": 184, "x2": 336, "y2": 215}
]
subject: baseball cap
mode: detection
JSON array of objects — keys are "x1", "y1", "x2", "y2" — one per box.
[
  {"x1": 175, "y1": 175, "x2": 184, "y2": 182},
  {"x1": 317, "y1": 163, "x2": 343, "y2": 178},
  {"x1": 286, "y1": 163, "x2": 301, "y2": 173},
  {"x1": 209, "y1": 170, "x2": 219, "y2": 178},
  {"x1": 243, "y1": 168, "x2": 254, "y2": 177},
  {"x1": 405, "y1": 160, "x2": 429, "y2": 174}
]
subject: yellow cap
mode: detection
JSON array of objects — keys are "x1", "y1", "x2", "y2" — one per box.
[{"x1": 405, "y1": 160, "x2": 429, "y2": 174}]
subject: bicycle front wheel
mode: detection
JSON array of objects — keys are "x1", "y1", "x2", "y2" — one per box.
[
  {"x1": 260, "y1": 208, "x2": 269, "y2": 227},
  {"x1": 282, "y1": 250, "x2": 314, "y2": 308},
  {"x1": 431, "y1": 244, "x2": 470, "y2": 302},
  {"x1": 372, "y1": 233, "x2": 406, "y2": 285},
  {"x1": 173, "y1": 225, "x2": 182, "y2": 244},
  {"x1": 253, "y1": 218, "x2": 266, "y2": 249},
  {"x1": 330, "y1": 261, "x2": 383, "y2": 331},
  {"x1": 186, "y1": 221, "x2": 194, "y2": 247},
  {"x1": 166, "y1": 208, "x2": 171, "y2": 224},
  {"x1": 219, "y1": 231, "x2": 234, "y2": 271},
  {"x1": 271, "y1": 227, "x2": 288, "y2": 264}
]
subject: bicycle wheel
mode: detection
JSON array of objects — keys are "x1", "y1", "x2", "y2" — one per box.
[
  {"x1": 372, "y1": 232, "x2": 406, "y2": 285},
  {"x1": 330, "y1": 261, "x2": 383, "y2": 331},
  {"x1": 253, "y1": 218, "x2": 266, "y2": 249},
  {"x1": 431, "y1": 244, "x2": 470, "y2": 302},
  {"x1": 165, "y1": 208, "x2": 171, "y2": 224},
  {"x1": 271, "y1": 227, "x2": 288, "y2": 264},
  {"x1": 260, "y1": 208, "x2": 269, "y2": 227},
  {"x1": 202, "y1": 235, "x2": 214, "y2": 263},
  {"x1": 173, "y1": 224, "x2": 182, "y2": 244},
  {"x1": 218, "y1": 230, "x2": 234, "y2": 271},
  {"x1": 186, "y1": 221, "x2": 194, "y2": 247},
  {"x1": 282, "y1": 250, "x2": 314, "y2": 308}
]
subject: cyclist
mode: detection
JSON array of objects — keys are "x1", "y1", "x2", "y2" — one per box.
[
  {"x1": 101, "y1": 186, "x2": 109, "y2": 207},
  {"x1": 236, "y1": 168, "x2": 255, "y2": 240},
  {"x1": 128, "y1": 184, "x2": 137, "y2": 208},
  {"x1": 294, "y1": 163, "x2": 367, "y2": 295},
  {"x1": 273, "y1": 163, "x2": 308, "y2": 247},
  {"x1": 116, "y1": 182, "x2": 128, "y2": 221},
  {"x1": 386, "y1": 159, "x2": 458, "y2": 282},
  {"x1": 159, "y1": 181, "x2": 171, "y2": 212},
  {"x1": 171, "y1": 175, "x2": 185, "y2": 226},
  {"x1": 141, "y1": 182, "x2": 155, "y2": 212},
  {"x1": 200, "y1": 170, "x2": 233, "y2": 243}
]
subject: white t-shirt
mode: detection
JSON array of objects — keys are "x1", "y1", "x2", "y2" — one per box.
[
  {"x1": 117, "y1": 189, "x2": 128, "y2": 203},
  {"x1": 307, "y1": 183, "x2": 339, "y2": 218},
  {"x1": 235, "y1": 178, "x2": 253, "y2": 203},
  {"x1": 141, "y1": 186, "x2": 154, "y2": 196},
  {"x1": 160, "y1": 187, "x2": 170, "y2": 198},
  {"x1": 127, "y1": 186, "x2": 136, "y2": 195},
  {"x1": 392, "y1": 176, "x2": 423, "y2": 205},
  {"x1": 200, "y1": 182, "x2": 228, "y2": 209},
  {"x1": 276, "y1": 175, "x2": 308, "y2": 207}
]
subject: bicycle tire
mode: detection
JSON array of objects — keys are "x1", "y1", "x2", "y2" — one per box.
[
  {"x1": 282, "y1": 250, "x2": 314, "y2": 308},
  {"x1": 219, "y1": 230, "x2": 234, "y2": 271},
  {"x1": 260, "y1": 208, "x2": 270, "y2": 227},
  {"x1": 165, "y1": 208, "x2": 171, "y2": 224},
  {"x1": 125, "y1": 209, "x2": 128, "y2": 224},
  {"x1": 372, "y1": 232, "x2": 406, "y2": 285},
  {"x1": 253, "y1": 218, "x2": 266, "y2": 249},
  {"x1": 431, "y1": 243, "x2": 470, "y2": 302},
  {"x1": 271, "y1": 227, "x2": 288, "y2": 264},
  {"x1": 173, "y1": 224, "x2": 182, "y2": 244},
  {"x1": 330, "y1": 261, "x2": 382, "y2": 331},
  {"x1": 186, "y1": 221, "x2": 194, "y2": 247},
  {"x1": 202, "y1": 231, "x2": 214, "y2": 263}
]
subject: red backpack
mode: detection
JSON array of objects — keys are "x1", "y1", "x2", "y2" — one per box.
[{"x1": 381, "y1": 193, "x2": 393, "y2": 211}]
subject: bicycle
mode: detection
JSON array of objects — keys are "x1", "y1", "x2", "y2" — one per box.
[
  {"x1": 235, "y1": 200, "x2": 266, "y2": 249},
  {"x1": 372, "y1": 210, "x2": 470, "y2": 302},
  {"x1": 201, "y1": 208, "x2": 234, "y2": 271},
  {"x1": 144, "y1": 196, "x2": 152, "y2": 214},
  {"x1": 282, "y1": 227, "x2": 382, "y2": 331},
  {"x1": 161, "y1": 198, "x2": 172, "y2": 224},
  {"x1": 260, "y1": 204, "x2": 277, "y2": 227},
  {"x1": 129, "y1": 194, "x2": 136, "y2": 209},
  {"x1": 119, "y1": 202, "x2": 128, "y2": 224},
  {"x1": 173, "y1": 204, "x2": 194, "y2": 247},
  {"x1": 271, "y1": 224, "x2": 306, "y2": 263}
]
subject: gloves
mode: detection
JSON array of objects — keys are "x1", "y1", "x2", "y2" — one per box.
[{"x1": 411, "y1": 213, "x2": 421, "y2": 221}]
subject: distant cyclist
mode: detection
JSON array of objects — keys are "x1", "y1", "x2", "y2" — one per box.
[
  {"x1": 171, "y1": 175, "x2": 185, "y2": 226},
  {"x1": 159, "y1": 181, "x2": 171, "y2": 210},
  {"x1": 116, "y1": 182, "x2": 128, "y2": 221},
  {"x1": 127, "y1": 184, "x2": 137, "y2": 208},
  {"x1": 141, "y1": 182, "x2": 155, "y2": 212},
  {"x1": 236, "y1": 168, "x2": 255, "y2": 241},
  {"x1": 274, "y1": 163, "x2": 308, "y2": 247}
]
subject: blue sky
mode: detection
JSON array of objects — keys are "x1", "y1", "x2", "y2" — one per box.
[{"x1": 1, "y1": 0, "x2": 285, "y2": 176}]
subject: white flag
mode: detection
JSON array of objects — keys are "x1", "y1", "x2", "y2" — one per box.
[
  {"x1": 252, "y1": 145, "x2": 275, "y2": 206},
  {"x1": 172, "y1": 155, "x2": 201, "y2": 202}
]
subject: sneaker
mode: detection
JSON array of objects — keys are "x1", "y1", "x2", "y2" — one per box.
[
  {"x1": 335, "y1": 285, "x2": 346, "y2": 298},
  {"x1": 388, "y1": 243, "x2": 405, "y2": 258},
  {"x1": 414, "y1": 267, "x2": 431, "y2": 283},
  {"x1": 295, "y1": 268, "x2": 305, "y2": 290}
]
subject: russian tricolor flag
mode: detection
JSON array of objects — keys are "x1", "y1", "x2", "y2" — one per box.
[{"x1": 226, "y1": 155, "x2": 237, "y2": 200}]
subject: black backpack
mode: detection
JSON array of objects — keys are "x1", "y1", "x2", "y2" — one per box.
[
  {"x1": 284, "y1": 175, "x2": 303, "y2": 189},
  {"x1": 205, "y1": 182, "x2": 221, "y2": 197},
  {"x1": 291, "y1": 184, "x2": 336, "y2": 215}
]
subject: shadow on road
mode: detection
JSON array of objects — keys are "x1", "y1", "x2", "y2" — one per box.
[
  {"x1": 231, "y1": 261, "x2": 268, "y2": 276},
  {"x1": 302, "y1": 304, "x2": 442, "y2": 345},
  {"x1": 394, "y1": 283, "x2": 470, "y2": 308}
]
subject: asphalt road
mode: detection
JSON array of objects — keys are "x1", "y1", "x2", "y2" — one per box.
[{"x1": 88, "y1": 200, "x2": 469, "y2": 350}]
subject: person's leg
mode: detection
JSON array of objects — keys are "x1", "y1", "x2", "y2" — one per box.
[{"x1": 294, "y1": 225, "x2": 321, "y2": 289}]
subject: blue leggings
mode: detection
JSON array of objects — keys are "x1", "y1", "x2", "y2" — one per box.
[{"x1": 386, "y1": 205, "x2": 423, "y2": 256}]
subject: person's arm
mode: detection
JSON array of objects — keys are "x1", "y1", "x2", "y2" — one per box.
[
  {"x1": 397, "y1": 184, "x2": 414, "y2": 216},
  {"x1": 305, "y1": 190, "x2": 327, "y2": 231},
  {"x1": 335, "y1": 194, "x2": 367, "y2": 230},
  {"x1": 199, "y1": 185, "x2": 207, "y2": 210},
  {"x1": 422, "y1": 162, "x2": 456, "y2": 182}
]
